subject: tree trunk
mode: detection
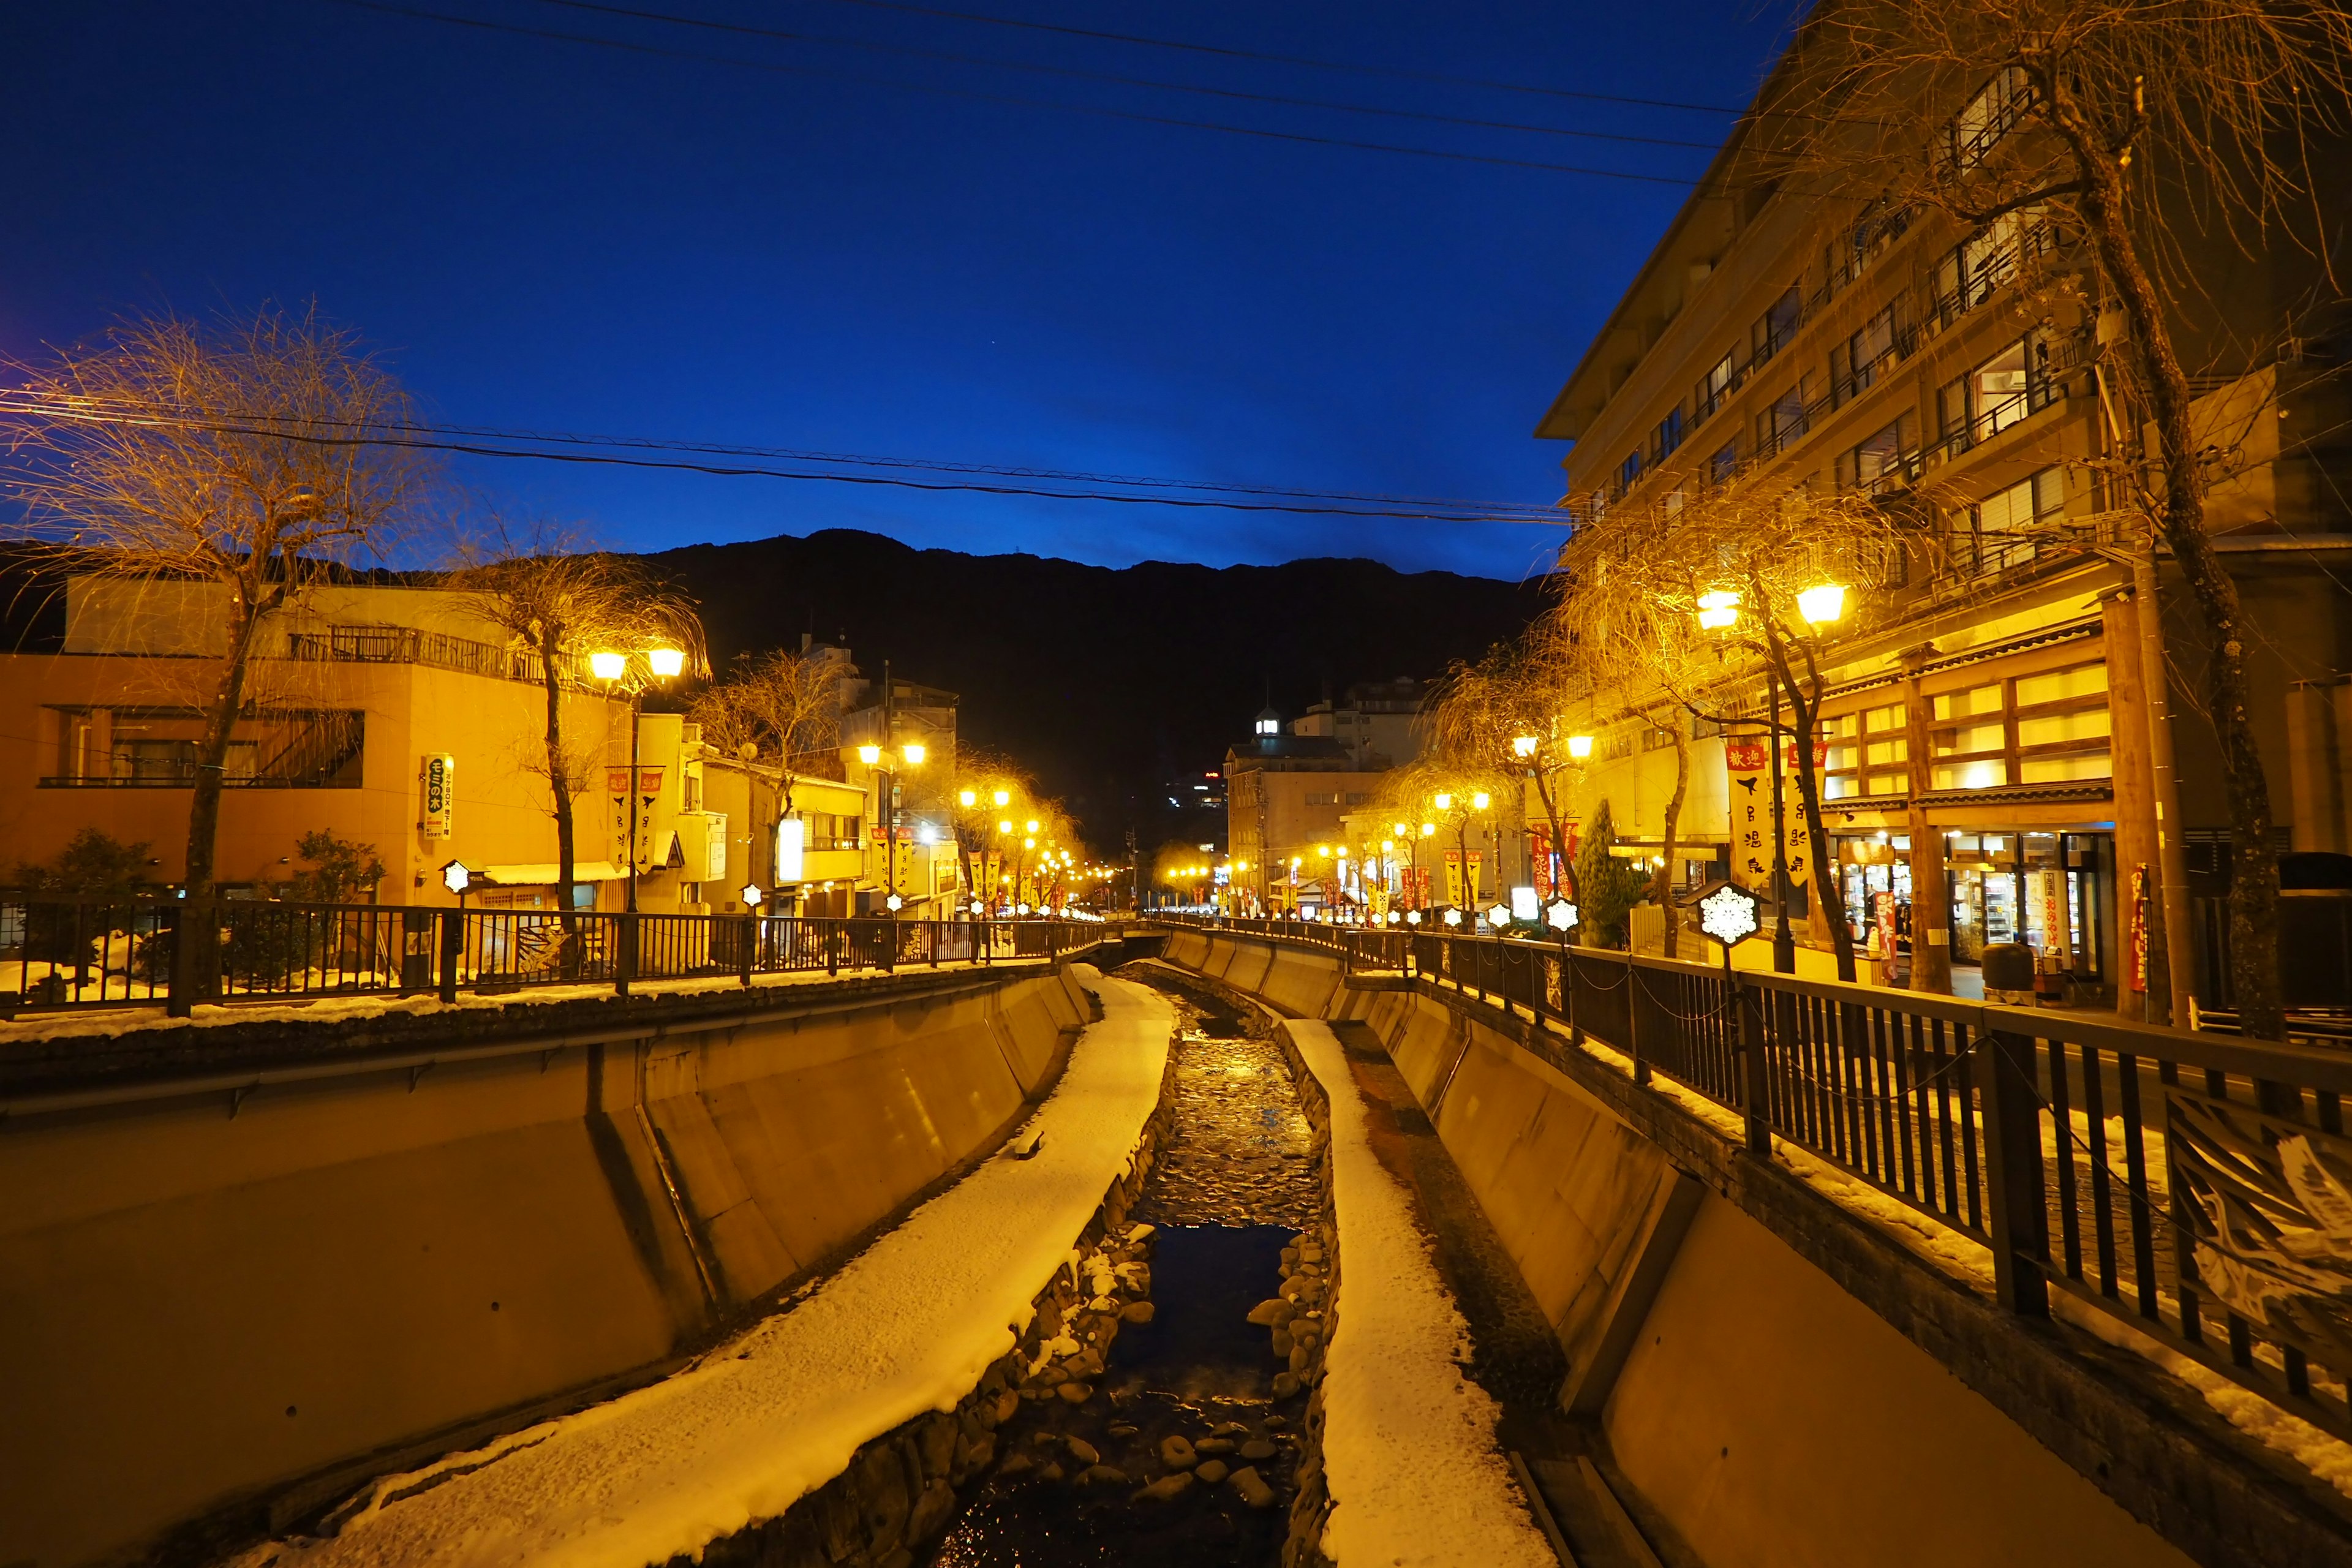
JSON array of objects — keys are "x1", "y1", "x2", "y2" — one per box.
[
  {"x1": 1653, "y1": 722, "x2": 1689, "y2": 958},
  {"x1": 536, "y1": 631, "x2": 584, "y2": 978},
  {"x1": 2052, "y1": 83, "x2": 2283, "y2": 1040},
  {"x1": 1771, "y1": 624, "x2": 1858, "y2": 982},
  {"x1": 184, "y1": 594, "x2": 266, "y2": 897}
]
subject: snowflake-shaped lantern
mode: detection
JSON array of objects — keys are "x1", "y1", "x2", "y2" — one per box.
[
  {"x1": 1544, "y1": 897, "x2": 1580, "y2": 933},
  {"x1": 1698, "y1": 881, "x2": 1765, "y2": 947}
]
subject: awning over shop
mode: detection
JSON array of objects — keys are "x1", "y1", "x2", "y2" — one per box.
[{"x1": 479, "y1": 861, "x2": 628, "y2": 886}]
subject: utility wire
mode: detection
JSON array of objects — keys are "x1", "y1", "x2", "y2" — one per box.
[
  {"x1": 326, "y1": 0, "x2": 1707, "y2": 186},
  {"x1": 522, "y1": 0, "x2": 1729, "y2": 151},
  {"x1": 0, "y1": 396, "x2": 1567, "y2": 526},
  {"x1": 0, "y1": 391, "x2": 1567, "y2": 519},
  {"x1": 775, "y1": 0, "x2": 1755, "y2": 116}
]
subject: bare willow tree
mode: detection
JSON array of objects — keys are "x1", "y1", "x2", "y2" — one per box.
[
  {"x1": 1429, "y1": 638, "x2": 1588, "y2": 904},
  {"x1": 687, "y1": 644, "x2": 847, "y2": 818},
  {"x1": 1767, "y1": 0, "x2": 2352, "y2": 1028},
  {"x1": 458, "y1": 524, "x2": 703, "y2": 915},
  {"x1": 0, "y1": 306, "x2": 432, "y2": 896},
  {"x1": 1559, "y1": 473, "x2": 1909, "y2": 980}
]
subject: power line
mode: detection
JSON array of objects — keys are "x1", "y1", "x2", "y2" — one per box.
[
  {"x1": 522, "y1": 0, "x2": 1729, "y2": 151},
  {"x1": 776, "y1": 0, "x2": 1755, "y2": 117},
  {"x1": 0, "y1": 393, "x2": 1569, "y2": 526},
  {"x1": 0, "y1": 391, "x2": 1567, "y2": 518},
  {"x1": 325, "y1": 0, "x2": 1706, "y2": 186}
]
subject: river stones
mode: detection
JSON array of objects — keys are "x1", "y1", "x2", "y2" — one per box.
[
  {"x1": 1246, "y1": 1298, "x2": 1294, "y2": 1327},
  {"x1": 1065, "y1": 1437, "x2": 1100, "y2": 1466},
  {"x1": 1194, "y1": 1458, "x2": 1230, "y2": 1485},
  {"x1": 1238, "y1": 1438, "x2": 1277, "y2": 1461},
  {"x1": 1158, "y1": 1434, "x2": 1197, "y2": 1469},
  {"x1": 1076, "y1": 1463, "x2": 1129, "y2": 1488},
  {"x1": 1120, "y1": 1300, "x2": 1156, "y2": 1324},
  {"x1": 1271, "y1": 1372, "x2": 1299, "y2": 1398},
  {"x1": 1131, "y1": 1472, "x2": 1194, "y2": 1502},
  {"x1": 1229, "y1": 1466, "x2": 1277, "y2": 1509},
  {"x1": 1195, "y1": 1437, "x2": 1234, "y2": 1455},
  {"x1": 1056, "y1": 1382, "x2": 1091, "y2": 1404}
]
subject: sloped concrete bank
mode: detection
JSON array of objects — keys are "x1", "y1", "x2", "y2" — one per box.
[
  {"x1": 224, "y1": 969, "x2": 1177, "y2": 1568},
  {"x1": 1157, "y1": 926, "x2": 2335, "y2": 1568},
  {"x1": 1, "y1": 961, "x2": 1100, "y2": 1568}
]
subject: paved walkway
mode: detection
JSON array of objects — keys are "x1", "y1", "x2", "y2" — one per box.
[
  {"x1": 237, "y1": 966, "x2": 1170, "y2": 1568},
  {"x1": 1285, "y1": 1018, "x2": 1557, "y2": 1568}
]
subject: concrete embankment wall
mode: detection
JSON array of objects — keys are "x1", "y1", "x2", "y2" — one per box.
[
  {"x1": 1167, "y1": 930, "x2": 2196, "y2": 1568},
  {"x1": 0, "y1": 964, "x2": 1091, "y2": 1568}
]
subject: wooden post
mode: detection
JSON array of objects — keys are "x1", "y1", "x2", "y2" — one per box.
[
  {"x1": 1901, "y1": 647, "x2": 1953, "y2": 995},
  {"x1": 438, "y1": 908, "x2": 461, "y2": 1004},
  {"x1": 1736, "y1": 963, "x2": 1771, "y2": 1155},
  {"x1": 2104, "y1": 587, "x2": 2162, "y2": 1022},
  {"x1": 1978, "y1": 1027, "x2": 2051, "y2": 1317}
]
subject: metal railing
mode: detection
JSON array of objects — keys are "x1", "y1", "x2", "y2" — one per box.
[
  {"x1": 0, "y1": 895, "x2": 1103, "y2": 1017},
  {"x1": 1153, "y1": 914, "x2": 2352, "y2": 1443}
]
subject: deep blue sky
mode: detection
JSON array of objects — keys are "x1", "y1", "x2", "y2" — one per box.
[{"x1": 0, "y1": 0, "x2": 1796, "y2": 579}]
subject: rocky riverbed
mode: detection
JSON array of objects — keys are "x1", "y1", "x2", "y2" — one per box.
[{"x1": 922, "y1": 972, "x2": 1324, "y2": 1567}]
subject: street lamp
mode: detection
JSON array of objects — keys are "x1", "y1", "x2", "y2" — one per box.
[{"x1": 593, "y1": 644, "x2": 687, "y2": 914}]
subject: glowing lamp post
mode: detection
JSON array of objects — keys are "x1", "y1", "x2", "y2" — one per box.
[
  {"x1": 1697, "y1": 880, "x2": 1765, "y2": 986},
  {"x1": 592, "y1": 644, "x2": 688, "y2": 916}
]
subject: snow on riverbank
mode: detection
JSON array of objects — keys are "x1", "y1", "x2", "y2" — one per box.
[
  {"x1": 240, "y1": 965, "x2": 1170, "y2": 1568},
  {"x1": 1284, "y1": 1019, "x2": 1555, "y2": 1568}
]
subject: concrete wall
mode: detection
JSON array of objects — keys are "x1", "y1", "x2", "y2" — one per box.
[
  {"x1": 1178, "y1": 931, "x2": 2192, "y2": 1568},
  {"x1": 0, "y1": 965, "x2": 1090, "y2": 1568}
]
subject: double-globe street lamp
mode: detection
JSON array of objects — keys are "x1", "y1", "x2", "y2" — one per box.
[
  {"x1": 1696, "y1": 581, "x2": 1848, "y2": 975},
  {"x1": 858, "y1": 741, "x2": 928, "y2": 914},
  {"x1": 590, "y1": 644, "x2": 687, "y2": 916}
]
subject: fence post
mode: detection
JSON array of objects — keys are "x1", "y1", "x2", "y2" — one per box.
[
  {"x1": 1738, "y1": 973, "x2": 1772, "y2": 1155},
  {"x1": 827, "y1": 920, "x2": 839, "y2": 978},
  {"x1": 1626, "y1": 951, "x2": 1649, "y2": 1086},
  {"x1": 1979, "y1": 1027, "x2": 2051, "y2": 1317},
  {"x1": 166, "y1": 896, "x2": 202, "y2": 1018},
  {"x1": 739, "y1": 913, "x2": 756, "y2": 989},
  {"x1": 616, "y1": 914, "x2": 636, "y2": 997},
  {"x1": 438, "y1": 908, "x2": 461, "y2": 1003}
]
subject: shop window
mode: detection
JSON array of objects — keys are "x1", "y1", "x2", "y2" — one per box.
[
  {"x1": 2020, "y1": 750, "x2": 2113, "y2": 783},
  {"x1": 2015, "y1": 662, "x2": 2103, "y2": 706}
]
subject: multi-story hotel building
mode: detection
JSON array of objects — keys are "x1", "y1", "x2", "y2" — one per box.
[{"x1": 1534, "y1": 54, "x2": 2351, "y2": 1005}]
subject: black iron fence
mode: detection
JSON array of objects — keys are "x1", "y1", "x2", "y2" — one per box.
[
  {"x1": 0, "y1": 895, "x2": 1103, "y2": 1017},
  {"x1": 1154, "y1": 913, "x2": 2352, "y2": 1445}
]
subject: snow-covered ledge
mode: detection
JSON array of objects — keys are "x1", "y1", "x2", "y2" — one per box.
[
  {"x1": 1280, "y1": 1019, "x2": 1556, "y2": 1568},
  {"x1": 238, "y1": 967, "x2": 1175, "y2": 1568}
]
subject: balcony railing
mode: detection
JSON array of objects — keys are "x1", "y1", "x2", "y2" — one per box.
[
  {"x1": 0, "y1": 896, "x2": 1104, "y2": 1017},
  {"x1": 1155, "y1": 913, "x2": 2352, "y2": 1446}
]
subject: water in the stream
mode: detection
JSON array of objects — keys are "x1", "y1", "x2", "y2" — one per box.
[{"x1": 924, "y1": 973, "x2": 1317, "y2": 1567}]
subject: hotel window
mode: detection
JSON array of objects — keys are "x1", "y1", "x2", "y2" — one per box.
[
  {"x1": 1931, "y1": 209, "x2": 2048, "y2": 323},
  {"x1": 1937, "y1": 332, "x2": 2056, "y2": 459},
  {"x1": 1656, "y1": 407, "x2": 1686, "y2": 462},
  {"x1": 1831, "y1": 300, "x2": 1906, "y2": 405},
  {"x1": 1950, "y1": 467, "x2": 2064, "y2": 576},
  {"x1": 1837, "y1": 410, "x2": 1918, "y2": 494},
  {"x1": 1820, "y1": 703, "x2": 1910, "y2": 799},
  {"x1": 1617, "y1": 449, "x2": 1643, "y2": 494},
  {"x1": 1950, "y1": 66, "x2": 2034, "y2": 170},
  {"x1": 1926, "y1": 662, "x2": 2108, "y2": 791},
  {"x1": 1758, "y1": 376, "x2": 1809, "y2": 456},
  {"x1": 1695, "y1": 348, "x2": 1738, "y2": 420},
  {"x1": 1709, "y1": 439, "x2": 1739, "y2": 484},
  {"x1": 1752, "y1": 286, "x2": 1802, "y2": 365}
]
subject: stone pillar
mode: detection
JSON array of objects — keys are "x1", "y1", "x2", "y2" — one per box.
[
  {"x1": 1902, "y1": 649, "x2": 1953, "y2": 995},
  {"x1": 2103, "y1": 588, "x2": 2160, "y2": 1022}
]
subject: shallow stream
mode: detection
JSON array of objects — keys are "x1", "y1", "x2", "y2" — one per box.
[{"x1": 924, "y1": 973, "x2": 1316, "y2": 1567}]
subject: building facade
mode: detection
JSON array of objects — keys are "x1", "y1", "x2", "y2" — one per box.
[{"x1": 1535, "y1": 41, "x2": 2352, "y2": 1002}]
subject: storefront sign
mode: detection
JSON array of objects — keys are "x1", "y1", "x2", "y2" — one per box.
[
  {"x1": 420, "y1": 754, "x2": 455, "y2": 840},
  {"x1": 775, "y1": 816, "x2": 805, "y2": 883},
  {"x1": 1875, "y1": 888, "x2": 1899, "y2": 960},
  {"x1": 2129, "y1": 864, "x2": 2150, "y2": 993}
]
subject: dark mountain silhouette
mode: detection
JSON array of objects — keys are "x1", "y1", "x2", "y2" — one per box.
[{"x1": 645, "y1": 529, "x2": 1549, "y2": 853}]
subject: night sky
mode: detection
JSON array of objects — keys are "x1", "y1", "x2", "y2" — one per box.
[{"x1": 1, "y1": 0, "x2": 1796, "y2": 579}]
